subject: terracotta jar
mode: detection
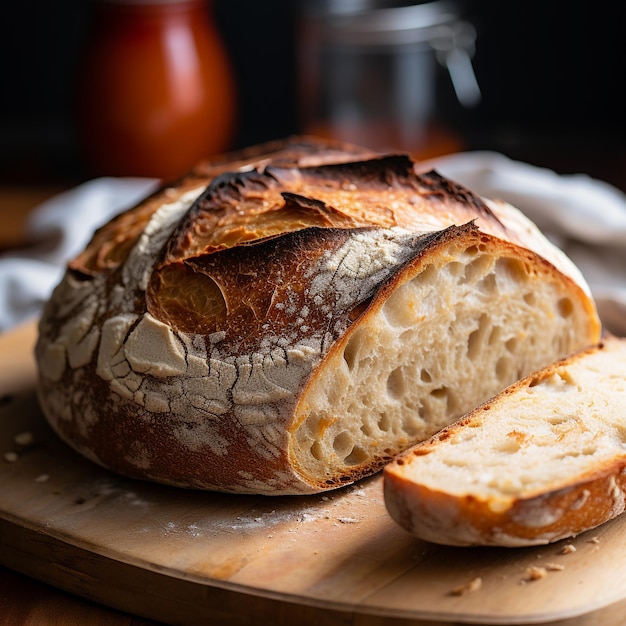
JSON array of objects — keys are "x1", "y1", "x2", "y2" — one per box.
[{"x1": 76, "y1": 0, "x2": 236, "y2": 180}]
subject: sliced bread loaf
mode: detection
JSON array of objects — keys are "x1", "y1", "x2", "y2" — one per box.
[
  {"x1": 35, "y1": 137, "x2": 601, "y2": 495},
  {"x1": 384, "y1": 336, "x2": 626, "y2": 546}
]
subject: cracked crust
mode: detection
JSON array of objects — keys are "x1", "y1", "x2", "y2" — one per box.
[{"x1": 35, "y1": 137, "x2": 601, "y2": 494}]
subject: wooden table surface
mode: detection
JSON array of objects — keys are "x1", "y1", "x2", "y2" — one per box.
[
  {"x1": 1, "y1": 162, "x2": 624, "y2": 626},
  {"x1": 4, "y1": 560, "x2": 626, "y2": 626},
  {"x1": 0, "y1": 565, "x2": 162, "y2": 626},
  {"x1": 0, "y1": 184, "x2": 161, "y2": 625}
]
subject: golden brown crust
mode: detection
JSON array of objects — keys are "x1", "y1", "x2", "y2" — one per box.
[
  {"x1": 146, "y1": 155, "x2": 517, "y2": 342},
  {"x1": 159, "y1": 154, "x2": 505, "y2": 266},
  {"x1": 70, "y1": 136, "x2": 377, "y2": 277},
  {"x1": 384, "y1": 464, "x2": 626, "y2": 547}
]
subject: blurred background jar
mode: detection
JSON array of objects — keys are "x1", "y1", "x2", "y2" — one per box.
[
  {"x1": 76, "y1": 0, "x2": 236, "y2": 181},
  {"x1": 297, "y1": 0, "x2": 481, "y2": 160}
]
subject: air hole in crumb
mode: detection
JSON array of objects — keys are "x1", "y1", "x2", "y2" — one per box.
[
  {"x1": 311, "y1": 441, "x2": 323, "y2": 461},
  {"x1": 488, "y1": 325, "x2": 502, "y2": 346},
  {"x1": 477, "y1": 272, "x2": 497, "y2": 294},
  {"x1": 402, "y1": 415, "x2": 423, "y2": 437},
  {"x1": 431, "y1": 387, "x2": 448, "y2": 400},
  {"x1": 360, "y1": 421, "x2": 374, "y2": 437},
  {"x1": 447, "y1": 262, "x2": 464, "y2": 277},
  {"x1": 558, "y1": 297, "x2": 574, "y2": 318},
  {"x1": 496, "y1": 356, "x2": 512, "y2": 382},
  {"x1": 498, "y1": 257, "x2": 528, "y2": 281},
  {"x1": 419, "y1": 264, "x2": 437, "y2": 283},
  {"x1": 467, "y1": 313, "x2": 490, "y2": 360},
  {"x1": 344, "y1": 446, "x2": 367, "y2": 466},
  {"x1": 505, "y1": 337, "x2": 519, "y2": 353},
  {"x1": 386, "y1": 367, "x2": 405, "y2": 400},
  {"x1": 461, "y1": 254, "x2": 491, "y2": 284},
  {"x1": 333, "y1": 431, "x2": 353, "y2": 456},
  {"x1": 420, "y1": 369, "x2": 432, "y2": 383},
  {"x1": 378, "y1": 412, "x2": 392, "y2": 432},
  {"x1": 524, "y1": 292, "x2": 537, "y2": 306},
  {"x1": 467, "y1": 329, "x2": 480, "y2": 361},
  {"x1": 342, "y1": 338, "x2": 359, "y2": 372},
  {"x1": 467, "y1": 313, "x2": 493, "y2": 361}
]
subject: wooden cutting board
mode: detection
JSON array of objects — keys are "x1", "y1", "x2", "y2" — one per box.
[{"x1": 2, "y1": 321, "x2": 626, "y2": 626}]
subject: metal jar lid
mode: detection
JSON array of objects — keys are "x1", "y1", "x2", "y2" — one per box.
[{"x1": 299, "y1": 0, "x2": 481, "y2": 106}]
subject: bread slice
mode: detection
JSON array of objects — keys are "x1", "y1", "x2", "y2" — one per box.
[
  {"x1": 35, "y1": 137, "x2": 601, "y2": 495},
  {"x1": 384, "y1": 336, "x2": 626, "y2": 546}
]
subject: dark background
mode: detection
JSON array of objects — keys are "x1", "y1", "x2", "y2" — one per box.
[{"x1": 1, "y1": 0, "x2": 624, "y2": 189}]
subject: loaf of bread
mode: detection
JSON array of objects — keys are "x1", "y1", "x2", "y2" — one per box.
[
  {"x1": 384, "y1": 336, "x2": 626, "y2": 546},
  {"x1": 35, "y1": 137, "x2": 601, "y2": 495}
]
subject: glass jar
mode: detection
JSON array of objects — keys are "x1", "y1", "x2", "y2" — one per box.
[
  {"x1": 76, "y1": 0, "x2": 236, "y2": 180},
  {"x1": 297, "y1": 0, "x2": 480, "y2": 160}
]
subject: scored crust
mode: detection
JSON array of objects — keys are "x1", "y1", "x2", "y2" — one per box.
[
  {"x1": 383, "y1": 337, "x2": 626, "y2": 547},
  {"x1": 35, "y1": 137, "x2": 601, "y2": 494}
]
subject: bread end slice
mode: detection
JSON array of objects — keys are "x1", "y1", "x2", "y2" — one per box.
[{"x1": 383, "y1": 336, "x2": 626, "y2": 547}]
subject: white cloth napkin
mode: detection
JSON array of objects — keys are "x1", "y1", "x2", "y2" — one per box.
[
  {"x1": 1, "y1": 152, "x2": 624, "y2": 335},
  {"x1": 426, "y1": 152, "x2": 626, "y2": 336},
  {"x1": 0, "y1": 177, "x2": 158, "y2": 332}
]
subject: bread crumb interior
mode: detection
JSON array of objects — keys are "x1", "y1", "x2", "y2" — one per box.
[
  {"x1": 390, "y1": 342, "x2": 626, "y2": 498},
  {"x1": 291, "y1": 242, "x2": 592, "y2": 486}
]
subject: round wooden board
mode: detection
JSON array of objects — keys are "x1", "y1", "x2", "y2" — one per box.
[{"x1": 2, "y1": 321, "x2": 626, "y2": 626}]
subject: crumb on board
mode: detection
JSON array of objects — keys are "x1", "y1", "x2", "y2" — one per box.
[
  {"x1": 3, "y1": 451, "x2": 18, "y2": 463},
  {"x1": 449, "y1": 577, "x2": 482, "y2": 596},
  {"x1": 587, "y1": 536, "x2": 600, "y2": 544},
  {"x1": 35, "y1": 474, "x2": 50, "y2": 483},
  {"x1": 560, "y1": 544, "x2": 577, "y2": 554},
  {"x1": 521, "y1": 562, "x2": 565, "y2": 584},
  {"x1": 524, "y1": 566, "x2": 548, "y2": 582},
  {"x1": 545, "y1": 563, "x2": 565, "y2": 572}
]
